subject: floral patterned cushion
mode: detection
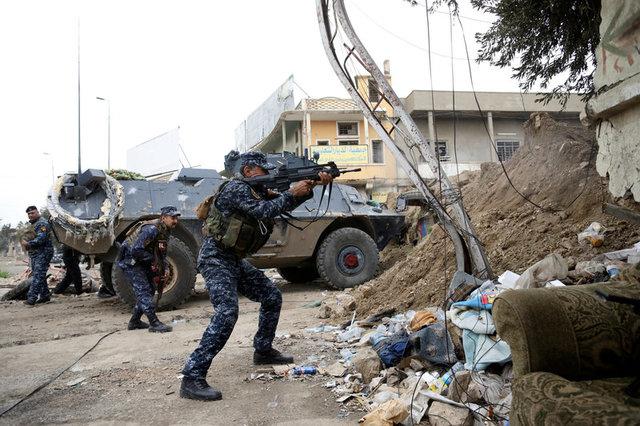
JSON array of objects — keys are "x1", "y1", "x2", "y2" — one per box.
[
  {"x1": 511, "y1": 373, "x2": 640, "y2": 425},
  {"x1": 494, "y1": 262, "x2": 640, "y2": 425}
]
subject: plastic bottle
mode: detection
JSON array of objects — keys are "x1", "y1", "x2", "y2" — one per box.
[
  {"x1": 428, "y1": 362, "x2": 464, "y2": 393},
  {"x1": 441, "y1": 362, "x2": 465, "y2": 387},
  {"x1": 293, "y1": 366, "x2": 317, "y2": 375}
]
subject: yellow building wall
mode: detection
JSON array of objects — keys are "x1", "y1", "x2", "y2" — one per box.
[{"x1": 306, "y1": 120, "x2": 398, "y2": 184}]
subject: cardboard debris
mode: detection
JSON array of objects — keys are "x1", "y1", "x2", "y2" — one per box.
[
  {"x1": 359, "y1": 398, "x2": 408, "y2": 426},
  {"x1": 326, "y1": 362, "x2": 348, "y2": 377}
]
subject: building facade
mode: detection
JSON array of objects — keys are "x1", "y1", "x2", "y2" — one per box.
[
  {"x1": 401, "y1": 90, "x2": 583, "y2": 182},
  {"x1": 237, "y1": 70, "x2": 583, "y2": 203}
]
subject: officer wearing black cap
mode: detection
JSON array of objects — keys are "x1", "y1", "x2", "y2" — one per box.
[
  {"x1": 21, "y1": 206, "x2": 54, "y2": 305},
  {"x1": 180, "y1": 151, "x2": 333, "y2": 401},
  {"x1": 116, "y1": 206, "x2": 180, "y2": 332}
]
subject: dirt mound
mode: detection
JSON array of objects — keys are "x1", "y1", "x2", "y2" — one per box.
[{"x1": 341, "y1": 113, "x2": 640, "y2": 320}]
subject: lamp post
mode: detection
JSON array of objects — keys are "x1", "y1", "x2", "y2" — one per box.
[
  {"x1": 96, "y1": 96, "x2": 111, "y2": 170},
  {"x1": 43, "y1": 152, "x2": 54, "y2": 184}
]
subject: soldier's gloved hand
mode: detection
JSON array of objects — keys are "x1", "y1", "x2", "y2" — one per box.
[
  {"x1": 315, "y1": 172, "x2": 333, "y2": 186},
  {"x1": 290, "y1": 180, "x2": 315, "y2": 197}
]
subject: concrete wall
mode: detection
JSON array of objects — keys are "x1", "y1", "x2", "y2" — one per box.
[{"x1": 584, "y1": 0, "x2": 640, "y2": 201}]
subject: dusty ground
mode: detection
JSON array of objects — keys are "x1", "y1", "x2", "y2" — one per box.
[{"x1": 0, "y1": 260, "x2": 357, "y2": 426}]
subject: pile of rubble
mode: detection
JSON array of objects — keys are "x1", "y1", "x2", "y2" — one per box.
[
  {"x1": 273, "y1": 114, "x2": 640, "y2": 424},
  {"x1": 336, "y1": 113, "x2": 640, "y2": 320}
]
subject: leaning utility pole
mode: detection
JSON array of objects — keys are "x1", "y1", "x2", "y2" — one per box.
[{"x1": 316, "y1": 0, "x2": 493, "y2": 279}]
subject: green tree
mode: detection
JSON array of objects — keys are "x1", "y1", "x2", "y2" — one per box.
[
  {"x1": 404, "y1": 0, "x2": 601, "y2": 104},
  {"x1": 0, "y1": 223, "x2": 17, "y2": 254}
]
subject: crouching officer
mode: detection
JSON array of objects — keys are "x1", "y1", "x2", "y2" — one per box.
[
  {"x1": 180, "y1": 151, "x2": 333, "y2": 401},
  {"x1": 117, "y1": 206, "x2": 180, "y2": 333},
  {"x1": 21, "y1": 206, "x2": 54, "y2": 305}
]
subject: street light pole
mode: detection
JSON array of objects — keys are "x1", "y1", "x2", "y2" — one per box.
[
  {"x1": 96, "y1": 96, "x2": 111, "y2": 170},
  {"x1": 43, "y1": 152, "x2": 54, "y2": 184}
]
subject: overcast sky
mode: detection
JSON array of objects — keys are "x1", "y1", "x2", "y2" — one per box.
[{"x1": 0, "y1": 0, "x2": 529, "y2": 227}]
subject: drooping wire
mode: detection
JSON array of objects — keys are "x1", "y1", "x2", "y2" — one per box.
[
  {"x1": 453, "y1": 12, "x2": 595, "y2": 213},
  {"x1": 0, "y1": 330, "x2": 118, "y2": 417}
]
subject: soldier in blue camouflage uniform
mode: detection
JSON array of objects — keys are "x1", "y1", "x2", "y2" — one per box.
[
  {"x1": 180, "y1": 151, "x2": 333, "y2": 401},
  {"x1": 22, "y1": 206, "x2": 54, "y2": 306},
  {"x1": 117, "y1": 206, "x2": 180, "y2": 333}
]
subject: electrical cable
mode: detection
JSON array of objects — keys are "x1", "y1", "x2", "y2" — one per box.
[
  {"x1": 454, "y1": 12, "x2": 595, "y2": 213},
  {"x1": 0, "y1": 330, "x2": 118, "y2": 417},
  {"x1": 348, "y1": 0, "x2": 473, "y2": 61}
]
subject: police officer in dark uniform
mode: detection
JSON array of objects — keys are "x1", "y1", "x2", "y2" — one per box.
[
  {"x1": 180, "y1": 151, "x2": 333, "y2": 401},
  {"x1": 53, "y1": 244, "x2": 84, "y2": 295},
  {"x1": 22, "y1": 206, "x2": 54, "y2": 306},
  {"x1": 117, "y1": 206, "x2": 180, "y2": 333}
]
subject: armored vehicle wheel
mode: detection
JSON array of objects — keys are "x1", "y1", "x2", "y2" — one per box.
[
  {"x1": 316, "y1": 227, "x2": 379, "y2": 289},
  {"x1": 1, "y1": 278, "x2": 32, "y2": 301},
  {"x1": 277, "y1": 266, "x2": 319, "y2": 284},
  {"x1": 111, "y1": 236, "x2": 197, "y2": 310},
  {"x1": 99, "y1": 262, "x2": 115, "y2": 293}
]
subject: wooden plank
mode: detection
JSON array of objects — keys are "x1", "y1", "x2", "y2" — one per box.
[{"x1": 603, "y1": 203, "x2": 640, "y2": 224}]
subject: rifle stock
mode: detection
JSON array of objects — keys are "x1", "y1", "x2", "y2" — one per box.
[{"x1": 244, "y1": 161, "x2": 361, "y2": 192}]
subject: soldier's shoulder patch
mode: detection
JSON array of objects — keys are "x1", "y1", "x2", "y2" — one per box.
[
  {"x1": 40, "y1": 225, "x2": 47, "y2": 232},
  {"x1": 250, "y1": 187, "x2": 261, "y2": 199}
]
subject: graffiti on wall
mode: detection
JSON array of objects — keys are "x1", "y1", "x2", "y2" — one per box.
[{"x1": 601, "y1": 7, "x2": 640, "y2": 75}]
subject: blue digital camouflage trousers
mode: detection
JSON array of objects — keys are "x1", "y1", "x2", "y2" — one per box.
[
  {"x1": 182, "y1": 240, "x2": 282, "y2": 380},
  {"x1": 27, "y1": 250, "x2": 53, "y2": 302},
  {"x1": 119, "y1": 264, "x2": 157, "y2": 315}
]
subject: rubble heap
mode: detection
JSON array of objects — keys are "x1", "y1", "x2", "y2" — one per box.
[{"x1": 343, "y1": 113, "x2": 640, "y2": 320}]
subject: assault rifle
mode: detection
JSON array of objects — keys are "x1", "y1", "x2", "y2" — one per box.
[{"x1": 243, "y1": 161, "x2": 361, "y2": 193}]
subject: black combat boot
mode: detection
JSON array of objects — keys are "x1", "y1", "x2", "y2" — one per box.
[
  {"x1": 147, "y1": 313, "x2": 173, "y2": 333},
  {"x1": 127, "y1": 307, "x2": 149, "y2": 330},
  {"x1": 180, "y1": 378, "x2": 222, "y2": 401},
  {"x1": 253, "y1": 348, "x2": 294, "y2": 365}
]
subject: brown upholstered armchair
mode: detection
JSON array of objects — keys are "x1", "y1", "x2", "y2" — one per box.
[{"x1": 493, "y1": 264, "x2": 640, "y2": 425}]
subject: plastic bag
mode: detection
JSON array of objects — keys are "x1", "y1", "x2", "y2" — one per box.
[{"x1": 578, "y1": 222, "x2": 606, "y2": 247}]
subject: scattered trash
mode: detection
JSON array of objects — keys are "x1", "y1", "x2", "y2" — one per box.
[
  {"x1": 66, "y1": 377, "x2": 86, "y2": 387},
  {"x1": 293, "y1": 366, "x2": 317, "y2": 375},
  {"x1": 606, "y1": 264, "x2": 620, "y2": 278},
  {"x1": 302, "y1": 300, "x2": 322, "y2": 308},
  {"x1": 514, "y1": 253, "x2": 568, "y2": 289},
  {"x1": 337, "y1": 326, "x2": 364, "y2": 342},
  {"x1": 578, "y1": 222, "x2": 606, "y2": 247},
  {"x1": 267, "y1": 394, "x2": 278, "y2": 408}
]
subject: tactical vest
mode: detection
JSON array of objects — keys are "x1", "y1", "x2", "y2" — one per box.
[
  {"x1": 124, "y1": 219, "x2": 169, "y2": 257},
  {"x1": 202, "y1": 181, "x2": 274, "y2": 258}
]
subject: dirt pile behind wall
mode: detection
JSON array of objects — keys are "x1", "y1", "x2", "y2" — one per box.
[{"x1": 341, "y1": 113, "x2": 640, "y2": 320}]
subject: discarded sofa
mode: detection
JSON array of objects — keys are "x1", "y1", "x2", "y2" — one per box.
[{"x1": 493, "y1": 264, "x2": 640, "y2": 425}]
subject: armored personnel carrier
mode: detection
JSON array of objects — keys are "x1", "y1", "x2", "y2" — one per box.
[{"x1": 47, "y1": 152, "x2": 404, "y2": 309}]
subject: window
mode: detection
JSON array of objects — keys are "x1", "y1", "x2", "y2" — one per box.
[
  {"x1": 338, "y1": 140, "x2": 359, "y2": 146},
  {"x1": 337, "y1": 122, "x2": 358, "y2": 136},
  {"x1": 435, "y1": 141, "x2": 448, "y2": 160},
  {"x1": 368, "y1": 78, "x2": 380, "y2": 103},
  {"x1": 496, "y1": 140, "x2": 520, "y2": 161},
  {"x1": 371, "y1": 139, "x2": 384, "y2": 163},
  {"x1": 316, "y1": 139, "x2": 329, "y2": 146}
]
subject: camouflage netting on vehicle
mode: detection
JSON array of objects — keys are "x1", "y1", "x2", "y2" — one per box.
[
  {"x1": 47, "y1": 173, "x2": 125, "y2": 246},
  {"x1": 106, "y1": 169, "x2": 146, "y2": 181}
]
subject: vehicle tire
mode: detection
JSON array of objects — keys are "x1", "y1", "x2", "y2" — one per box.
[
  {"x1": 1, "y1": 278, "x2": 32, "y2": 301},
  {"x1": 99, "y1": 262, "x2": 115, "y2": 293},
  {"x1": 277, "y1": 265, "x2": 319, "y2": 284},
  {"x1": 316, "y1": 227, "x2": 379, "y2": 289},
  {"x1": 111, "y1": 236, "x2": 197, "y2": 310}
]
